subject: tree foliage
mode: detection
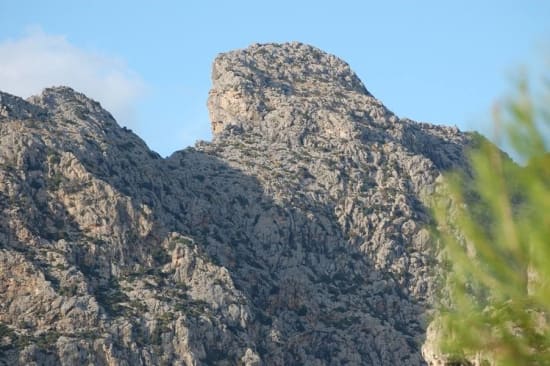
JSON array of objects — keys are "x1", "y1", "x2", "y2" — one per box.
[{"x1": 432, "y1": 70, "x2": 550, "y2": 365}]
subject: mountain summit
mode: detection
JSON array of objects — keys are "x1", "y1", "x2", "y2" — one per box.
[
  {"x1": 209, "y1": 42, "x2": 387, "y2": 143},
  {"x1": 0, "y1": 43, "x2": 472, "y2": 365}
]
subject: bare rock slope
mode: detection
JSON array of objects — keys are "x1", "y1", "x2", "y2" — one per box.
[{"x1": 0, "y1": 42, "x2": 472, "y2": 365}]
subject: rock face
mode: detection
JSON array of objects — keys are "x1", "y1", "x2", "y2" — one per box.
[{"x1": 0, "y1": 43, "x2": 472, "y2": 365}]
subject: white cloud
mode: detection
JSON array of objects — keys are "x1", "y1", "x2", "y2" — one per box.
[{"x1": 0, "y1": 28, "x2": 146, "y2": 126}]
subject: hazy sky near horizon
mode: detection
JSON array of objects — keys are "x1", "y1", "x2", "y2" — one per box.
[{"x1": 0, "y1": 1, "x2": 549, "y2": 156}]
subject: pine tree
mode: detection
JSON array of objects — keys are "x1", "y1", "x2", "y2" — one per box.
[{"x1": 432, "y1": 71, "x2": 550, "y2": 365}]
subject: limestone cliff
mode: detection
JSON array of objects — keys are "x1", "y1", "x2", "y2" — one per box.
[{"x1": 0, "y1": 42, "x2": 473, "y2": 365}]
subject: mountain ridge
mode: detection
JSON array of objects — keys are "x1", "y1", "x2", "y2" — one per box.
[{"x1": 0, "y1": 42, "x2": 475, "y2": 365}]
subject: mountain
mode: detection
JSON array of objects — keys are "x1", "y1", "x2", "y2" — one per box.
[{"x1": 0, "y1": 42, "x2": 474, "y2": 365}]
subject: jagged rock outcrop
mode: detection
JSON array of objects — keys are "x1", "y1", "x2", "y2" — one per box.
[{"x1": 1, "y1": 43, "x2": 474, "y2": 365}]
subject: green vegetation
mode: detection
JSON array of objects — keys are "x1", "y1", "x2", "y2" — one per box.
[
  {"x1": 95, "y1": 278, "x2": 129, "y2": 316},
  {"x1": 432, "y1": 70, "x2": 550, "y2": 364},
  {"x1": 151, "y1": 245, "x2": 170, "y2": 265},
  {"x1": 34, "y1": 331, "x2": 60, "y2": 349},
  {"x1": 0, "y1": 322, "x2": 15, "y2": 340}
]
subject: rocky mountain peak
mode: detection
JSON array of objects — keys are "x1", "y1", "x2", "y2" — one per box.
[
  {"x1": 27, "y1": 86, "x2": 117, "y2": 130},
  {"x1": 0, "y1": 43, "x2": 478, "y2": 365},
  {"x1": 208, "y1": 42, "x2": 394, "y2": 145},
  {"x1": 0, "y1": 91, "x2": 47, "y2": 121}
]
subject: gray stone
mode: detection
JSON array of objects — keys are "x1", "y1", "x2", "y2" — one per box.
[{"x1": 0, "y1": 42, "x2": 478, "y2": 365}]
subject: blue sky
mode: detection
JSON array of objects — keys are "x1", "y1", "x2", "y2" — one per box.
[{"x1": 0, "y1": 1, "x2": 549, "y2": 157}]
